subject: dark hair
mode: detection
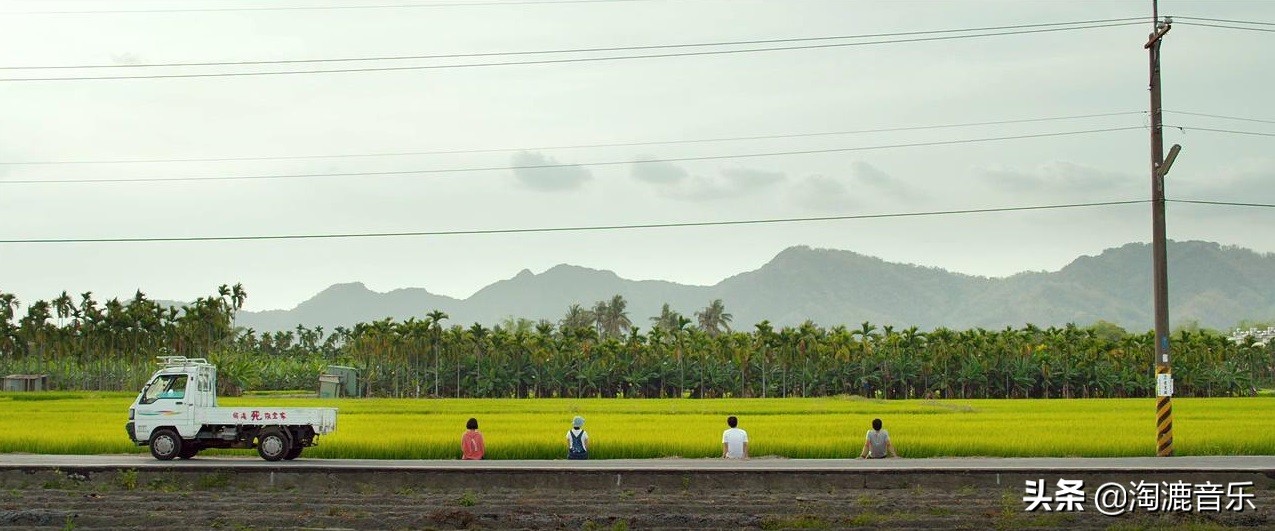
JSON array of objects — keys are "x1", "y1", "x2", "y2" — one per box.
[
  {"x1": 466, "y1": 418, "x2": 478, "y2": 430},
  {"x1": 872, "y1": 418, "x2": 882, "y2": 431},
  {"x1": 727, "y1": 416, "x2": 738, "y2": 428}
]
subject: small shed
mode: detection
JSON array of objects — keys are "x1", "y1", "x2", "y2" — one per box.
[
  {"x1": 325, "y1": 365, "x2": 360, "y2": 397},
  {"x1": 3, "y1": 374, "x2": 49, "y2": 392},
  {"x1": 317, "y1": 374, "x2": 341, "y2": 398}
]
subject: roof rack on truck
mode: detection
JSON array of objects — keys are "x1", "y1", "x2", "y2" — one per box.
[{"x1": 156, "y1": 356, "x2": 209, "y2": 367}]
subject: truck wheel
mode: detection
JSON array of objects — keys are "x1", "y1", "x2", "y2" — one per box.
[
  {"x1": 178, "y1": 444, "x2": 200, "y2": 460},
  {"x1": 149, "y1": 429, "x2": 182, "y2": 461},
  {"x1": 283, "y1": 445, "x2": 303, "y2": 460},
  {"x1": 257, "y1": 428, "x2": 290, "y2": 461}
]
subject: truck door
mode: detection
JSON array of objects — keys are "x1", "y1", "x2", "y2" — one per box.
[{"x1": 134, "y1": 373, "x2": 195, "y2": 438}]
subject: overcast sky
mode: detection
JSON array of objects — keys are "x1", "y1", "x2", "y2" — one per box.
[{"x1": 1, "y1": 0, "x2": 1272, "y2": 312}]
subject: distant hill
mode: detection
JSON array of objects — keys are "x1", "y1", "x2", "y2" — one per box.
[
  {"x1": 235, "y1": 240, "x2": 1275, "y2": 333},
  {"x1": 241, "y1": 283, "x2": 461, "y2": 333}
]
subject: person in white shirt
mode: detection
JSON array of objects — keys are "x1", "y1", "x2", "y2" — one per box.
[
  {"x1": 721, "y1": 415, "x2": 748, "y2": 459},
  {"x1": 859, "y1": 418, "x2": 898, "y2": 459},
  {"x1": 566, "y1": 415, "x2": 589, "y2": 460}
]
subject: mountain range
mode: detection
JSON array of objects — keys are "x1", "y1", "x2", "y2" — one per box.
[{"x1": 236, "y1": 240, "x2": 1275, "y2": 334}]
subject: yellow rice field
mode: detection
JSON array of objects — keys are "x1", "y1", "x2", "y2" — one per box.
[{"x1": 0, "y1": 392, "x2": 1271, "y2": 459}]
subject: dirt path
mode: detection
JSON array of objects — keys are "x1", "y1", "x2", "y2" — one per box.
[{"x1": 1, "y1": 466, "x2": 1270, "y2": 529}]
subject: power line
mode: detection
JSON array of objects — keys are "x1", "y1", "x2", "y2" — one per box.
[
  {"x1": 1165, "y1": 125, "x2": 1275, "y2": 138},
  {"x1": 1, "y1": 111, "x2": 1146, "y2": 166},
  {"x1": 1170, "y1": 199, "x2": 1275, "y2": 209},
  {"x1": 0, "y1": 126, "x2": 1145, "y2": 185},
  {"x1": 1171, "y1": 16, "x2": 1275, "y2": 27},
  {"x1": 2, "y1": 0, "x2": 656, "y2": 15},
  {"x1": 1164, "y1": 110, "x2": 1275, "y2": 125},
  {"x1": 1, "y1": 18, "x2": 1147, "y2": 71},
  {"x1": 0, "y1": 22, "x2": 1146, "y2": 82},
  {"x1": 0, "y1": 200, "x2": 1148, "y2": 244},
  {"x1": 1175, "y1": 21, "x2": 1275, "y2": 33}
]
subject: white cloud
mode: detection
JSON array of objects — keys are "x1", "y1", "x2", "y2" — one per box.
[
  {"x1": 974, "y1": 161, "x2": 1141, "y2": 199},
  {"x1": 790, "y1": 174, "x2": 853, "y2": 212},
  {"x1": 850, "y1": 161, "x2": 920, "y2": 200},
  {"x1": 631, "y1": 159, "x2": 785, "y2": 200},
  {"x1": 510, "y1": 151, "x2": 593, "y2": 192},
  {"x1": 1175, "y1": 157, "x2": 1275, "y2": 203},
  {"x1": 722, "y1": 167, "x2": 785, "y2": 189},
  {"x1": 630, "y1": 157, "x2": 688, "y2": 185}
]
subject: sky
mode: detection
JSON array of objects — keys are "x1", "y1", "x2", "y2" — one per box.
[{"x1": 1, "y1": 0, "x2": 1273, "y2": 313}]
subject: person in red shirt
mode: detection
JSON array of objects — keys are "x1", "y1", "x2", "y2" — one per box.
[{"x1": 461, "y1": 418, "x2": 485, "y2": 460}]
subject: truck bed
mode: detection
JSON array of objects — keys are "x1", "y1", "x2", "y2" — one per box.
[{"x1": 197, "y1": 407, "x2": 337, "y2": 434}]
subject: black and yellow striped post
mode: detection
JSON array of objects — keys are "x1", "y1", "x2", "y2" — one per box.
[{"x1": 1155, "y1": 365, "x2": 1174, "y2": 457}]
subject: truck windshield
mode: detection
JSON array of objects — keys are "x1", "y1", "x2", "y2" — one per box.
[{"x1": 140, "y1": 374, "x2": 188, "y2": 404}]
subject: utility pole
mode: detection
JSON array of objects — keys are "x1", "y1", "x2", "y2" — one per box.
[{"x1": 1145, "y1": 0, "x2": 1177, "y2": 458}]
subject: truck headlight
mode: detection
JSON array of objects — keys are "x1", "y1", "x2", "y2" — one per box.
[{"x1": 128, "y1": 408, "x2": 134, "y2": 420}]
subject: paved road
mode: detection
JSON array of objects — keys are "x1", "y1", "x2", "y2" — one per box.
[{"x1": 3, "y1": 454, "x2": 1273, "y2": 471}]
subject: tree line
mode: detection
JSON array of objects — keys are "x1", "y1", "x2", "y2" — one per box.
[{"x1": 1, "y1": 286, "x2": 1271, "y2": 399}]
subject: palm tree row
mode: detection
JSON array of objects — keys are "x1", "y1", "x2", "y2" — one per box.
[
  {"x1": 1, "y1": 289, "x2": 1270, "y2": 398},
  {"x1": 0, "y1": 285, "x2": 244, "y2": 391}
]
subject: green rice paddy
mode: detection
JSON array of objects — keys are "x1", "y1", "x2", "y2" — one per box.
[{"x1": 0, "y1": 392, "x2": 1271, "y2": 459}]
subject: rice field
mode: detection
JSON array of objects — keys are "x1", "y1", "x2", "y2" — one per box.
[{"x1": 0, "y1": 392, "x2": 1271, "y2": 459}]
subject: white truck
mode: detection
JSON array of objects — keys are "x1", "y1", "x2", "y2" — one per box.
[{"x1": 125, "y1": 356, "x2": 338, "y2": 461}]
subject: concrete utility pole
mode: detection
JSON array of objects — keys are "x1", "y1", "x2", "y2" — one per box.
[{"x1": 1145, "y1": 0, "x2": 1178, "y2": 458}]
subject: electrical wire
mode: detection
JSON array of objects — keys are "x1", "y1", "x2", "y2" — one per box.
[
  {"x1": 1165, "y1": 126, "x2": 1275, "y2": 138},
  {"x1": 1164, "y1": 110, "x2": 1275, "y2": 125},
  {"x1": 0, "y1": 126, "x2": 1145, "y2": 185},
  {"x1": 2, "y1": 0, "x2": 657, "y2": 15},
  {"x1": 1175, "y1": 21, "x2": 1275, "y2": 33},
  {"x1": 0, "y1": 17, "x2": 1148, "y2": 70},
  {"x1": 0, "y1": 200, "x2": 1149, "y2": 244},
  {"x1": 1170, "y1": 199, "x2": 1275, "y2": 209},
  {"x1": 1, "y1": 111, "x2": 1146, "y2": 166},
  {"x1": 1170, "y1": 16, "x2": 1275, "y2": 27},
  {"x1": 1, "y1": 198, "x2": 1264, "y2": 244},
  {"x1": 0, "y1": 22, "x2": 1146, "y2": 82}
]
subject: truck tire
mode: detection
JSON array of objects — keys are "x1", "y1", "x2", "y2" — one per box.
[
  {"x1": 257, "y1": 428, "x2": 290, "y2": 461},
  {"x1": 283, "y1": 445, "x2": 303, "y2": 460},
  {"x1": 149, "y1": 429, "x2": 182, "y2": 461},
  {"x1": 178, "y1": 444, "x2": 200, "y2": 460}
]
